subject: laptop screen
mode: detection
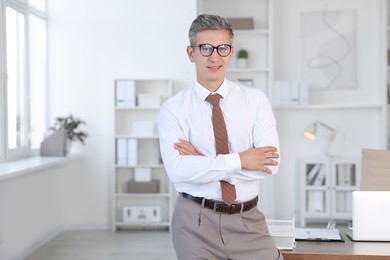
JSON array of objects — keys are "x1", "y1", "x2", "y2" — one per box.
[{"x1": 352, "y1": 191, "x2": 390, "y2": 241}]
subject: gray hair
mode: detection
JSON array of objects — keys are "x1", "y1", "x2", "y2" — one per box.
[{"x1": 188, "y1": 14, "x2": 234, "y2": 46}]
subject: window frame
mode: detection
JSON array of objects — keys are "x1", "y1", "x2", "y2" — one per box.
[{"x1": 0, "y1": 0, "x2": 47, "y2": 162}]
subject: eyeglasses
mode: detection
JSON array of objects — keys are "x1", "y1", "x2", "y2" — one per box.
[{"x1": 192, "y1": 44, "x2": 232, "y2": 57}]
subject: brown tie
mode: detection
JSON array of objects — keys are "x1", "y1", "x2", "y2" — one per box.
[{"x1": 206, "y1": 93, "x2": 237, "y2": 206}]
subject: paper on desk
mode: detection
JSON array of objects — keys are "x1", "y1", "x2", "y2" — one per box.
[{"x1": 295, "y1": 228, "x2": 342, "y2": 241}]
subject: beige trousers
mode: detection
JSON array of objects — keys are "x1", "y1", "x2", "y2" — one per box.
[{"x1": 172, "y1": 195, "x2": 284, "y2": 260}]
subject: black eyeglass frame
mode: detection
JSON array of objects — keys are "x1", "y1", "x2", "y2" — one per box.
[{"x1": 192, "y1": 43, "x2": 233, "y2": 57}]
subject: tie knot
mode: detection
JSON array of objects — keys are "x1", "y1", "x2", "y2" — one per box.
[{"x1": 206, "y1": 93, "x2": 221, "y2": 106}]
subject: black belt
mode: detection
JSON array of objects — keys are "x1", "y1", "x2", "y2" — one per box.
[{"x1": 180, "y1": 192, "x2": 258, "y2": 214}]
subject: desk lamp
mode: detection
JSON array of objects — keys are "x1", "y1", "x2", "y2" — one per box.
[{"x1": 304, "y1": 121, "x2": 336, "y2": 156}]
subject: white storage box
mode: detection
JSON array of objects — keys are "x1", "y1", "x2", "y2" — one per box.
[
  {"x1": 123, "y1": 206, "x2": 162, "y2": 223},
  {"x1": 134, "y1": 167, "x2": 152, "y2": 182}
]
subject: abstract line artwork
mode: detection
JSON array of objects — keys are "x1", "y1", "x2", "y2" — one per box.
[{"x1": 301, "y1": 10, "x2": 356, "y2": 89}]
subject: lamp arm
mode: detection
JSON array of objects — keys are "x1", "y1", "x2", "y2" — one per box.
[
  {"x1": 315, "y1": 121, "x2": 336, "y2": 156},
  {"x1": 315, "y1": 121, "x2": 335, "y2": 133}
]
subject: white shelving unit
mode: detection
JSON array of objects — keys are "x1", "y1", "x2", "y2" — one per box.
[
  {"x1": 299, "y1": 157, "x2": 360, "y2": 227},
  {"x1": 113, "y1": 79, "x2": 174, "y2": 231},
  {"x1": 197, "y1": 0, "x2": 275, "y2": 216}
]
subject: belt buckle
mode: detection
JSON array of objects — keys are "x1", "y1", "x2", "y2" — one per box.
[{"x1": 229, "y1": 203, "x2": 245, "y2": 214}]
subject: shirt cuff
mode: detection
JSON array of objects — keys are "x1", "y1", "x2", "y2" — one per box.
[{"x1": 223, "y1": 153, "x2": 241, "y2": 180}]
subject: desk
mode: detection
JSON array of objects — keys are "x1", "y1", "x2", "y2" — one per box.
[{"x1": 282, "y1": 230, "x2": 390, "y2": 260}]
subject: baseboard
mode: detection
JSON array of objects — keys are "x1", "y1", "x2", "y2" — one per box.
[
  {"x1": 12, "y1": 228, "x2": 63, "y2": 260},
  {"x1": 11, "y1": 223, "x2": 109, "y2": 260},
  {"x1": 64, "y1": 223, "x2": 109, "y2": 230}
]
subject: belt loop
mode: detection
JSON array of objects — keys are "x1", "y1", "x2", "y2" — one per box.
[
  {"x1": 240, "y1": 203, "x2": 244, "y2": 213},
  {"x1": 213, "y1": 202, "x2": 217, "y2": 212},
  {"x1": 201, "y1": 198, "x2": 206, "y2": 208}
]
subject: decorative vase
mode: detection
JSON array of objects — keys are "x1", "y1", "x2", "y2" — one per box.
[
  {"x1": 237, "y1": 58, "x2": 248, "y2": 68},
  {"x1": 40, "y1": 129, "x2": 69, "y2": 156}
]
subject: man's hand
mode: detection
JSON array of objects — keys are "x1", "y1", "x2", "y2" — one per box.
[
  {"x1": 239, "y1": 146, "x2": 279, "y2": 174},
  {"x1": 174, "y1": 139, "x2": 203, "y2": 156}
]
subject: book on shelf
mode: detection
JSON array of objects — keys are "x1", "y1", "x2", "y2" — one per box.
[
  {"x1": 313, "y1": 164, "x2": 326, "y2": 186},
  {"x1": 116, "y1": 138, "x2": 127, "y2": 165},
  {"x1": 336, "y1": 163, "x2": 356, "y2": 186},
  {"x1": 308, "y1": 191, "x2": 325, "y2": 213},
  {"x1": 127, "y1": 138, "x2": 138, "y2": 165},
  {"x1": 344, "y1": 191, "x2": 353, "y2": 213},
  {"x1": 272, "y1": 80, "x2": 308, "y2": 106},
  {"x1": 336, "y1": 191, "x2": 353, "y2": 214},
  {"x1": 115, "y1": 138, "x2": 138, "y2": 166},
  {"x1": 115, "y1": 80, "x2": 136, "y2": 108},
  {"x1": 306, "y1": 163, "x2": 321, "y2": 185}
]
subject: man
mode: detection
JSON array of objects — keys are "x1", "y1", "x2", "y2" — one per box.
[{"x1": 158, "y1": 14, "x2": 283, "y2": 260}]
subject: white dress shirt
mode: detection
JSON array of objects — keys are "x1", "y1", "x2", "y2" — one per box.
[{"x1": 158, "y1": 79, "x2": 280, "y2": 202}]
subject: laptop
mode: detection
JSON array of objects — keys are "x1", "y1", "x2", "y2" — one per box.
[{"x1": 347, "y1": 191, "x2": 390, "y2": 242}]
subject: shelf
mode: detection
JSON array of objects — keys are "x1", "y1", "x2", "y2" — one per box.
[
  {"x1": 115, "y1": 107, "x2": 161, "y2": 111},
  {"x1": 334, "y1": 186, "x2": 358, "y2": 191},
  {"x1": 228, "y1": 68, "x2": 270, "y2": 73},
  {"x1": 115, "y1": 193, "x2": 171, "y2": 198},
  {"x1": 115, "y1": 164, "x2": 164, "y2": 169},
  {"x1": 300, "y1": 158, "x2": 360, "y2": 226},
  {"x1": 274, "y1": 104, "x2": 383, "y2": 110},
  {"x1": 113, "y1": 78, "x2": 174, "y2": 231},
  {"x1": 234, "y1": 29, "x2": 270, "y2": 35},
  {"x1": 115, "y1": 135, "x2": 159, "y2": 139},
  {"x1": 304, "y1": 186, "x2": 327, "y2": 191}
]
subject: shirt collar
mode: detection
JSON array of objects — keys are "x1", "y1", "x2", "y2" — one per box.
[{"x1": 194, "y1": 79, "x2": 229, "y2": 101}]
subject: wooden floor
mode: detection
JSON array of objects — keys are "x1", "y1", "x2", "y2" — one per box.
[{"x1": 25, "y1": 230, "x2": 177, "y2": 260}]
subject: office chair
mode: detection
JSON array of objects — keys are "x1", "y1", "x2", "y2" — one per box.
[{"x1": 360, "y1": 148, "x2": 390, "y2": 191}]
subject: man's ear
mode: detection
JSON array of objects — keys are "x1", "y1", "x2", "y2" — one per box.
[{"x1": 187, "y1": 45, "x2": 195, "y2": 62}]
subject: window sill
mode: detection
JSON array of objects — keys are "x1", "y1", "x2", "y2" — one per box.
[{"x1": 0, "y1": 153, "x2": 84, "y2": 182}]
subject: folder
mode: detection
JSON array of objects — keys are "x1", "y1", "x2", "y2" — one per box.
[{"x1": 295, "y1": 228, "x2": 344, "y2": 242}]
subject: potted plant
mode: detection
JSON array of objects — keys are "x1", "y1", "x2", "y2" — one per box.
[
  {"x1": 237, "y1": 49, "x2": 249, "y2": 68},
  {"x1": 50, "y1": 114, "x2": 88, "y2": 145},
  {"x1": 40, "y1": 114, "x2": 88, "y2": 156}
]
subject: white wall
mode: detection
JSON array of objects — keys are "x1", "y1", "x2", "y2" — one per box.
[{"x1": 0, "y1": 160, "x2": 86, "y2": 260}]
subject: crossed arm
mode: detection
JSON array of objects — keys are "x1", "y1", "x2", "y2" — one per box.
[{"x1": 174, "y1": 139, "x2": 279, "y2": 175}]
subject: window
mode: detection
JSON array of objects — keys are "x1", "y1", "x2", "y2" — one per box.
[{"x1": 0, "y1": 0, "x2": 47, "y2": 161}]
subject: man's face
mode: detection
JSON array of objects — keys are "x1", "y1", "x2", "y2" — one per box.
[{"x1": 187, "y1": 29, "x2": 234, "y2": 90}]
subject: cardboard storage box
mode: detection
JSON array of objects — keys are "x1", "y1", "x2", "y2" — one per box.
[
  {"x1": 227, "y1": 18, "x2": 254, "y2": 30},
  {"x1": 127, "y1": 179, "x2": 159, "y2": 193},
  {"x1": 123, "y1": 206, "x2": 162, "y2": 223}
]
